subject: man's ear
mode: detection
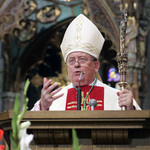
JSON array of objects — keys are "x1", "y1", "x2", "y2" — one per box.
[{"x1": 94, "y1": 61, "x2": 100, "y2": 72}]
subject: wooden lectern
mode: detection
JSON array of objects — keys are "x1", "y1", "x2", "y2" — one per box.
[{"x1": 0, "y1": 110, "x2": 150, "y2": 150}]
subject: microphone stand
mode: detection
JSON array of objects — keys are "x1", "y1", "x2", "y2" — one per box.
[{"x1": 77, "y1": 73, "x2": 83, "y2": 110}]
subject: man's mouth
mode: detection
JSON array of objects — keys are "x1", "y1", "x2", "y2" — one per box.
[{"x1": 74, "y1": 71, "x2": 82, "y2": 75}]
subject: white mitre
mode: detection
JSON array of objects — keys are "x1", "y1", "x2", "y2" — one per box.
[{"x1": 60, "y1": 14, "x2": 105, "y2": 62}]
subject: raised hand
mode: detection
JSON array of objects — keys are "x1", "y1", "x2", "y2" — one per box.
[{"x1": 40, "y1": 77, "x2": 64, "y2": 110}]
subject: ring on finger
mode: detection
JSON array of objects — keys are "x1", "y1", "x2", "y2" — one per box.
[{"x1": 49, "y1": 93, "x2": 53, "y2": 98}]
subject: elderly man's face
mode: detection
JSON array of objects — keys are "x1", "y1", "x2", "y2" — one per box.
[{"x1": 66, "y1": 52, "x2": 100, "y2": 86}]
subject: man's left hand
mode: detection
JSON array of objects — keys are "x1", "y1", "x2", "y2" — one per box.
[{"x1": 117, "y1": 89, "x2": 134, "y2": 110}]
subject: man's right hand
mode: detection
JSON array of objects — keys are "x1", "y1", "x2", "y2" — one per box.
[{"x1": 40, "y1": 77, "x2": 64, "y2": 110}]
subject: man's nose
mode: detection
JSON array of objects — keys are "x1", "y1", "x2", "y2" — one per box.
[{"x1": 74, "y1": 60, "x2": 80, "y2": 67}]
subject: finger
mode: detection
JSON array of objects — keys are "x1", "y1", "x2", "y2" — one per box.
[
  {"x1": 47, "y1": 82, "x2": 58, "y2": 94},
  {"x1": 43, "y1": 79, "x2": 52, "y2": 90},
  {"x1": 119, "y1": 102, "x2": 125, "y2": 108},
  {"x1": 42, "y1": 77, "x2": 48, "y2": 91},
  {"x1": 118, "y1": 97, "x2": 126, "y2": 103},
  {"x1": 118, "y1": 94, "x2": 125, "y2": 100},
  {"x1": 119, "y1": 90, "x2": 125, "y2": 95},
  {"x1": 116, "y1": 91, "x2": 120, "y2": 96},
  {"x1": 120, "y1": 89, "x2": 130, "y2": 94},
  {"x1": 43, "y1": 77, "x2": 47, "y2": 84},
  {"x1": 50, "y1": 93, "x2": 64, "y2": 101},
  {"x1": 51, "y1": 87, "x2": 63, "y2": 96},
  {"x1": 118, "y1": 98, "x2": 127, "y2": 106},
  {"x1": 49, "y1": 93, "x2": 53, "y2": 98}
]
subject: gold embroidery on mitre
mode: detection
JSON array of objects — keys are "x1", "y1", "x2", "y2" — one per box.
[
  {"x1": 74, "y1": 15, "x2": 84, "y2": 43},
  {"x1": 64, "y1": 43, "x2": 99, "y2": 59}
]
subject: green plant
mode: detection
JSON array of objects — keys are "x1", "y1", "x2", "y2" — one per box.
[
  {"x1": 72, "y1": 129, "x2": 82, "y2": 150},
  {"x1": 10, "y1": 79, "x2": 30, "y2": 150}
]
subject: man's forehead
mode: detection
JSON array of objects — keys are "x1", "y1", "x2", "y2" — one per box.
[{"x1": 67, "y1": 51, "x2": 90, "y2": 58}]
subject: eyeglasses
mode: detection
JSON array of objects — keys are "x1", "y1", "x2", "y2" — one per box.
[{"x1": 66, "y1": 57, "x2": 95, "y2": 67}]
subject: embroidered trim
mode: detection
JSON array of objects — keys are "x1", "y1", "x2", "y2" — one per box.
[
  {"x1": 97, "y1": 100, "x2": 103, "y2": 103},
  {"x1": 64, "y1": 43, "x2": 99, "y2": 59},
  {"x1": 97, "y1": 104, "x2": 102, "y2": 106},
  {"x1": 67, "y1": 105, "x2": 77, "y2": 109},
  {"x1": 68, "y1": 101, "x2": 77, "y2": 105}
]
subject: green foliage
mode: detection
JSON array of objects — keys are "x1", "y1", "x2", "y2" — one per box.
[
  {"x1": 72, "y1": 129, "x2": 82, "y2": 150},
  {"x1": 10, "y1": 79, "x2": 30, "y2": 150}
]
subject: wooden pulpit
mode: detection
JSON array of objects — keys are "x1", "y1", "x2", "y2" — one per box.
[{"x1": 0, "y1": 110, "x2": 150, "y2": 150}]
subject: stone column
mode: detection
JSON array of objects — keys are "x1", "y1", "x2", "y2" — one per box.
[
  {"x1": 143, "y1": 31, "x2": 150, "y2": 109},
  {"x1": 2, "y1": 92, "x2": 17, "y2": 111},
  {"x1": 0, "y1": 41, "x2": 4, "y2": 112}
]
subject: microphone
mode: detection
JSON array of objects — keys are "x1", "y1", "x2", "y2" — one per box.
[
  {"x1": 88, "y1": 99, "x2": 97, "y2": 111},
  {"x1": 77, "y1": 72, "x2": 83, "y2": 110}
]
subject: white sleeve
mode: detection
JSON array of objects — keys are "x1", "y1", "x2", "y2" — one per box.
[
  {"x1": 31, "y1": 100, "x2": 41, "y2": 111},
  {"x1": 133, "y1": 99, "x2": 141, "y2": 110}
]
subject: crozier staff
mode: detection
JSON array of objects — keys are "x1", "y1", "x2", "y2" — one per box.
[{"x1": 32, "y1": 14, "x2": 141, "y2": 111}]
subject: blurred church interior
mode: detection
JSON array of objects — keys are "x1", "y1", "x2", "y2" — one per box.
[{"x1": 0, "y1": 0, "x2": 150, "y2": 112}]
